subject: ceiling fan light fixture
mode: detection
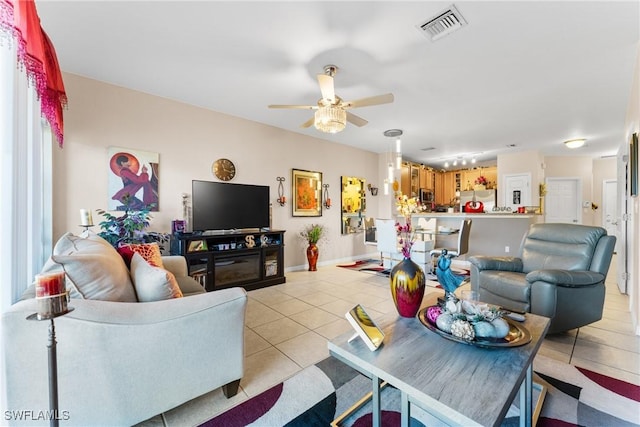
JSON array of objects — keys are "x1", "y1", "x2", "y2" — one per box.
[
  {"x1": 564, "y1": 138, "x2": 586, "y2": 149},
  {"x1": 314, "y1": 106, "x2": 346, "y2": 133}
]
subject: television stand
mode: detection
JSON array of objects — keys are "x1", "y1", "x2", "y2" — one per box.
[{"x1": 171, "y1": 230, "x2": 286, "y2": 292}]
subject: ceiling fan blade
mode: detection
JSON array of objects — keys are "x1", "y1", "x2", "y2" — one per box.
[
  {"x1": 317, "y1": 74, "x2": 335, "y2": 104},
  {"x1": 268, "y1": 104, "x2": 318, "y2": 110},
  {"x1": 346, "y1": 112, "x2": 368, "y2": 127},
  {"x1": 342, "y1": 93, "x2": 394, "y2": 109},
  {"x1": 300, "y1": 116, "x2": 315, "y2": 128}
]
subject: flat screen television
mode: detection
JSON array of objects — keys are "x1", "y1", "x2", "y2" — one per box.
[{"x1": 192, "y1": 180, "x2": 270, "y2": 232}]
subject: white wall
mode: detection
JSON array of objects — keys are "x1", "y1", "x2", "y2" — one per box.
[
  {"x1": 53, "y1": 73, "x2": 385, "y2": 270},
  {"x1": 624, "y1": 44, "x2": 640, "y2": 335}
]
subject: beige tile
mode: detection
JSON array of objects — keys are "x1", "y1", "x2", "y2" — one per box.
[
  {"x1": 244, "y1": 299, "x2": 284, "y2": 328},
  {"x1": 539, "y1": 332, "x2": 576, "y2": 356},
  {"x1": 244, "y1": 327, "x2": 272, "y2": 356},
  {"x1": 589, "y1": 316, "x2": 636, "y2": 335},
  {"x1": 289, "y1": 306, "x2": 340, "y2": 329},
  {"x1": 601, "y1": 307, "x2": 633, "y2": 323},
  {"x1": 241, "y1": 346, "x2": 301, "y2": 397},
  {"x1": 269, "y1": 297, "x2": 314, "y2": 316},
  {"x1": 252, "y1": 317, "x2": 310, "y2": 345},
  {"x1": 314, "y1": 318, "x2": 352, "y2": 340},
  {"x1": 535, "y1": 346, "x2": 571, "y2": 364},
  {"x1": 276, "y1": 331, "x2": 330, "y2": 368},
  {"x1": 578, "y1": 325, "x2": 640, "y2": 353},
  {"x1": 248, "y1": 287, "x2": 294, "y2": 306},
  {"x1": 275, "y1": 281, "x2": 319, "y2": 298},
  {"x1": 338, "y1": 292, "x2": 386, "y2": 308},
  {"x1": 318, "y1": 299, "x2": 357, "y2": 317},
  {"x1": 572, "y1": 339, "x2": 640, "y2": 375},
  {"x1": 296, "y1": 291, "x2": 339, "y2": 306}
]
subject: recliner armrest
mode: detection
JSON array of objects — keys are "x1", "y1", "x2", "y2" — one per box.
[
  {"x1": 468, "y1": 256, "x2": 523, "y2": 272},
  {"x1": 525, "y1": 269, "x2": 605, "y2": 287}
]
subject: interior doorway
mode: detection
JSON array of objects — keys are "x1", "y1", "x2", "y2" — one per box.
[{"x1": 544, "y1": 177, "x2": 581, "y2": 224}]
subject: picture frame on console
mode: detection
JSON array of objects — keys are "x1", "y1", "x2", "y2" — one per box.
[{"x1": 292, "y1": 168, "x2": 322, "y2": 217}]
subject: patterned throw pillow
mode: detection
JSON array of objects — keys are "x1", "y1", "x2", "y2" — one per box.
[
  {"x1": 129, "y1": 253, "x2": 183, "y2": 302},
  {"x1": 118, "y1": 242, "x2": 164, "y2": 269}
]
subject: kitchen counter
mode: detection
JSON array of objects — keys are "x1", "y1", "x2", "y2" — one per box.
[{"x1": 411, "y1": 212, "x2": 542, "y2": 257}]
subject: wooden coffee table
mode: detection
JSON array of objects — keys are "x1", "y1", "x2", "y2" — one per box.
[{"x1": 328, "y1": 293, "x2": 550, "y2": 427}]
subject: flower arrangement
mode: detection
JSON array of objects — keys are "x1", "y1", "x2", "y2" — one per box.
[
  {"x1": 299, "y1": 223, "x2": 325, "y2": 244},
  {"x1": 395, "y1": 192, "x2": 420, "y2": 258},
  {"x1": 475, "y1": 175, "x2": 488, "y2": 186}
]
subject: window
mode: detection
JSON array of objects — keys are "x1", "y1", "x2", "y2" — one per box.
[{"x1": 0, "y1": 41, "x2": 53, "y2": 311}]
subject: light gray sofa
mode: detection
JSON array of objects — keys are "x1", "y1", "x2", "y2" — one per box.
[
  {"x1": 469, "y1": 223, "x2": 615, "y2": 334},
  {"x1": 2, "y1": 255, "x2": 247, "y2": 426}
]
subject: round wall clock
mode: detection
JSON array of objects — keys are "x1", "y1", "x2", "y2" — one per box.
[{"x1": 212, "y1": 158, "x2": 236, "y2": 181}]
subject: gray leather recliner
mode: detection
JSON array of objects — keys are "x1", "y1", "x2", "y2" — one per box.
[{"x1": 469, "y1": 223, "x2": 616, "y2": 334}]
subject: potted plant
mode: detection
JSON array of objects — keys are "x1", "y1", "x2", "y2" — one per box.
[
  {"x1": 96, "y1": 194, "x2": 168, "y2": 248},
  {"x1": 299, "y1": 224, "x2": 325, "y2": 271}
]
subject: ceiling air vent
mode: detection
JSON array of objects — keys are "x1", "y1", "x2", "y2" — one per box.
[{"x1": 417, "y1": 5, "x2": 467, "y2": 42}]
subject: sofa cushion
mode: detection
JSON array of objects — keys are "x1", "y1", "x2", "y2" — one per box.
[
  {"x1": 40, "y1": 231, "x2": 137, "y2": 302},
  {"x1": 130, "y1": 253, "x2": 183, "y2": 302},
  {"x1": 118, "y1": 242, "x2": 164, "y2": 268}
]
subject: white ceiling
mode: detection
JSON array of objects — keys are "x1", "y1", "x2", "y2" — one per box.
[{"x1": 37, "y1": 1, "x2": 639, "y2": 168}]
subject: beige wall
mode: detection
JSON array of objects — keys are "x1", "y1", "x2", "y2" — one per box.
[
  {"x1": 496, "y1": 150, "x2": 545, "y2": 206},
  {"x1": 53, "y1": 73, "x2": 384, "y2": 270}
]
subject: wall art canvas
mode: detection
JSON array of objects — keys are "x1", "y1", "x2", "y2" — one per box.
[
  {"x1": 292, "y1": 168, "x2": 322, "y2": 217},
  {"x1": 107, "y1": 146, "x2": 160, "y2": 211}
]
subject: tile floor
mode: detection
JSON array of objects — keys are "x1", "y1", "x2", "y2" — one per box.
[{"x1": 139, "y1": 256, "x2": 639, "y2": 427}]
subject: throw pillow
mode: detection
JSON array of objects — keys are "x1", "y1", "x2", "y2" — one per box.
[
  {"x1": 39, "y1": 231, "x2": 137, "y2": 302},
  {"x1": 117, "y1": 242, "x2": 164, "y2": 269},
  {"x1": 130, "y1": 253, "x2": 183, "y2": 302}
]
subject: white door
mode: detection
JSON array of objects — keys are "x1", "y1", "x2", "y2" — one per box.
[
  {"x1": 503, "y1": 173, "x2": 531, "y2": 211},
  {"x1": 545, "y1": 178, "x2": 581, "y2": 224},
  {"x1": 602, "y1": 180, "x2": 618, "y2": 252}
]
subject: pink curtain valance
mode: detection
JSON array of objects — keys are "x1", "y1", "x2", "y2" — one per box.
[{"x1": 1, "y1": 0, "x2": 66, "y2": 147}]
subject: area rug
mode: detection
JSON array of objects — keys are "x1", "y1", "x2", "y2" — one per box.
[
  {"x1": 336, "y1": 259, "x2": 380, "y2": 269},
  {"x1": 200, "y1": 354, "x2": 640, "y2": 427}
]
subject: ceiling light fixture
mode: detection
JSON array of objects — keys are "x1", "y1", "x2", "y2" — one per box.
[
  {"x1": 314, "y1": 106, "x2": 346, "y2": 133},
  {"x1": 564, "y1": 138, "x2": 586, "y2": 149},
  {"x1": 384, "y1": 129, "x2": 404, "y2": 170}
]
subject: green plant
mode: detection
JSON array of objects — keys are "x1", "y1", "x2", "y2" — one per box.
[
  {"x1": 96, "y1": 194, "x2": 167, "y2": 248},
  {"x1": 299, "y1": 223, "x2": 325, "y2": 244}
]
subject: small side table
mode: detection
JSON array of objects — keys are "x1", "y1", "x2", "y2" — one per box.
[{"x1": 27, "y1": 308, "x2": 74, "y2": 427}]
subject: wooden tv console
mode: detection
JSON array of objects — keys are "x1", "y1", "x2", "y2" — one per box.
[{"x1": 171, "y1": 230, "x2": 286, "y2": 292}]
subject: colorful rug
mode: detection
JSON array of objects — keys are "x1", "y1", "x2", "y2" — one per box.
[
  {"x1": 201, "y1": 354, "x2": 640, "y2": 427},
  {"x1": 336, "y1": 259, "x2": 380, "y2": 269}
]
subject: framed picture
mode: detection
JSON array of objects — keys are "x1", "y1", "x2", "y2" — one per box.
[
  {"x1": 292, "y1": 168, "x2": 322, "y2": 217},
  {"x1": 631, "y1": 132, "x2": 638, "y2": 197},
  {"x1": 107, "y1": 146, "x2": 160, "y2": 211}
]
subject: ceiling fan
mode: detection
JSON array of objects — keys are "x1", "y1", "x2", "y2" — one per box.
[{"x1": 268, "y1": 64, "x2": 394, "y2": 133}]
